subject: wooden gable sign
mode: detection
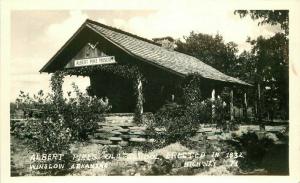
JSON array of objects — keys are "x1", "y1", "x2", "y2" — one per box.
[{"x1": 65, "y1": 42, "x2": 116, "y2": 68}]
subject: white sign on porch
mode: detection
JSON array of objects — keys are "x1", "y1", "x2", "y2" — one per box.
[{"x1": 74, "y1": 56, "x2": 116, "y2": 67}]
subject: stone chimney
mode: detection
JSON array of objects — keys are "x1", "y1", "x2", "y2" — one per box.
[{"x1": 152, "y1": 36, "x2": 176, "y2": 50}]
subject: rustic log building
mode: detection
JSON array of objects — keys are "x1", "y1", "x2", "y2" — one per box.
[{"x1": 40, "y1": 19, "x2": 250, "y2": 118}]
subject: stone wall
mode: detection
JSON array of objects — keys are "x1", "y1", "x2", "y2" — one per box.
[
  {"x1": 10, "y1": 113, "x2": 288, "y2": 146},
  {"x1": 88, "y1": 113, "x2": 288, "y2": 146}
]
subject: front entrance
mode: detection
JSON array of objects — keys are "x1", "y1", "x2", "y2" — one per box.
[{"x1": 89, "y1": 72, "x2": 136, "y2": 113}]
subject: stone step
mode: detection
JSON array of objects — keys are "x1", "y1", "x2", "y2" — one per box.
[
  {"x1": 90, "y1": 139, "x2": 112, "y2": 145},
  {"x1": 89, "y1": 113, "x2": 153, "y2": 144},
  {"x1": 238, "y1": 125, "x2": 260, "y2": 132},
  {"x1": 101, "y1": 113, "x2": 135, "y2": 117},
  {"x1": 98, "y1": 123, "x2": 135, "y2": 127},
  {"x1": 128, "y1": 126, "x2": 147, "y2": 130},
  {"x1": 94, "y1": 132, "x2": 115, "y2": 139},
  {"x1": 104, "y1": 116, "x2": 134, "y2": 122},
  {"x1": 110, "y1": 131, "x2": 122, "y2": 135},
  {"x1": 119, "y1": 141, "x2": 129, "y2": 146},
  {"x1": 113, "y1": 128, "x2": 130, "y2": 133},
  {"x1": 121, "y1": 134, "x2": 141, "y2": 139},
  {"x1": 128, "y1": 131, "x2": 146, "y2": 135},
  {"x1": 109, "y1": 137, "x2": 123, "y2": 141},
  {"x1": 102, "y1": 126, "x2": 123, "y2": 130},
  {"x1": 265, "y1": 125, "x2": 287, "y2": 132},
  {"x1": 129, "y1": 137, "x2": 146, "y2": 142}
]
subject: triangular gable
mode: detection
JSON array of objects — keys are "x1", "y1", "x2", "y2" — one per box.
[{"x1": 64, "y1": 43, "x2": 116, "y2": 69}]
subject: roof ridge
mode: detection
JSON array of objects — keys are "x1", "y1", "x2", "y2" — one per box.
[
  {"x1": 86, "y1": 19, "x2": 204, "y2": 62},
  {"x1": 85, "y1": 19, "x2": 161, "y2": 46},
  {"x1": 87, "y1": 21, "x2": 196, "y2": 60}
]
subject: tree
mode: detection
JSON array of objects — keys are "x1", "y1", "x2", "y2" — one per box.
[
  {"x1": 234, "y1": 10, "x2": 289, "y2": 34},
  {"x1": 175, "y1": 32, "x2": 239, "y2": 75},
  {"x1": 234, "y1": 50, "x2": 256, "y2": 82},
  {"x1": 248, "y1": 33, "x2": 289, "y2": 120},
  {"x1": 234, "y1": 10, "x2": 289, "y2": 121},
  {"x1": 175, "y1": 10, "x2": 289, "y2": 121}
]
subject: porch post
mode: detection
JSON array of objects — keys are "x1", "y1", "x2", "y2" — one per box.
[
  {"x1": 136, "y1": 75, "x2": 143, "y2": 114},
  {"x1": 230, "y1": 89, "x2": 234, "y2": 121},
  {"x1": 257, "y1": 83, "x2": 265, "y2": 130},
  {"x1": 243, "y1": 92, "x2": 248, "y2": 119},
  {"x1": 211, "y1": 89, "x2": 215, "y2": 122},
  {"x1": 257, "y1": 83, "x2": 262, "y2": 121}
]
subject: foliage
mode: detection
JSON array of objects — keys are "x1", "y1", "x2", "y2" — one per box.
[
  {"x1": 152, "y1": 103, "x2": 195, "y2": 144},
  {"x1": 234, "y1": 10, "x2": 289, "y2": 34},
  {"x1": 232, "y1": 10, "x2": 289, "y2": 120},
  {"x1": 13, "y1": 71, "x2": 111, "y2": 144},
  {"x1": 181, "y1": 75, "x2": 212, "y2": 124},
  {"x1": 12, "y1": 72, "x2": 112, "y2": 175},
  {"x1": 176, "y1": 32, "x2": 238, "y2": 74},
  {"x1": 251, "y1": 33, "x2": 288, "y2": 120},
  {"x1": 147, "y1": 74, "x2": 229, "y2": 145},
  {"x1": 14, "y1": 91, "x2": 73, "y2": 175},
  {"x1": 182, "y1": 74, "x2": 229, "y2": 126},
  {"x1": 14, "y1": 88, "x2": 68, "y2": 153},
  {"x1": 15, "y1": 90, "x2": 52, "y2": 112},
  {"x1": 182, "y1": 74, "x2": 203, "y2": 105},
  {"x1": 63, "y1": 64, "x2": 141, "y2": 80},
  {"x1": 50, "y1": 71, "x2": 65, "y2": 108},
  {"x1": 175, "y1": 10, "x2": 289, "y2": 121},
  {"x1": 13, "y1": 118, "x2": 71, "y2": 154},
  {"x1": 213, "y1": 98, "x2": 229, "y2": 126},
  {"x1": 15, "y1": 72, "x2": 111, "y2": 141},
  {"x1": 64, "y1": 83, "x2": 111, "y2": 140},
  {"x1": 229, "y1": 132, "x2": 275, "y2": 171},
  {"x1": 233, "y1": 33, "x2": 289, "y2": 120},
  {"x1": 149, "y1": 155, "x2": 173, "y2": 175}
]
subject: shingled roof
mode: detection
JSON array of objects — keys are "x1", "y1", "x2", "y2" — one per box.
[{"x1": 41, "y1": 19, "x2": 250, "y2": 86}]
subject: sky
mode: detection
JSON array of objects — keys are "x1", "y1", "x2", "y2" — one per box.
[{"x1": 10, "y1": 9, "x2": 283, "y2": 102}]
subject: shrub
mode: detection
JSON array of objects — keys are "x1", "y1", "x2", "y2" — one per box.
[
  {"x1": 149, "y1": 155, "x2": 172, "y2": 175},
  {"x1": 229, "y1": 132, "x2": 275, "y2": 171},
  {"x1": 14, "y1": 89, "x2": 71, "y2": 153},
  {"x1": 146, "y1": 74, "x2": 230, "y2": 146},
  {"x1": 145, "y1": 75, "x2": 203, "y2": 145},
  {"x1": 182, "y1": 74, "x2": 203, "y2": 106},
  {"x1": 152, "y1": 103, "x2": 189, "y2": 144},
  {"x1": 13, "y1": 98, "x2": 73, "y2": 175},
  {"x1": 148, "y1": 101, "x2": 212, "y2": 145},
  {"x1": 12, "y1": 72, "x2": 111, "y2": 175},
  {"x1": 63, "y1": 83, "x2": 111, "y2": 140},
  {"x1": 14, "y1": 73, "x2": 111, "y2": 142}
]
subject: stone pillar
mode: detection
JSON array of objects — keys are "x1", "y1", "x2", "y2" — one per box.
[{"x1": 230, "y1": 89, "x2": 234, "y2": 121}]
